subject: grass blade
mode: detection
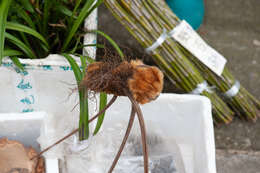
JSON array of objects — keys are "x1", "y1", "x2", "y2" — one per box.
[
  {"x1": 63, "y1": 53, "x2": 89, "y2": 140},
  {"x1": 62, "y1": 0, "x2": 103, "y2": 51},
  {"x1": 10, "y1": 57, "x2": 25, "y2": 71},
  {"x1": 56, "y1": 4, "x2": 77, "y2": 19},
  {"x1": 91, "y1": 30, "x2": 124, "y2": 60},
  {"x1": 62, "y1": 0, "x2": 95, "y2": 51},
  {"x1": 79, "y1": 54, "x2": 108, "y2": 136},
  {"x1": 93, "y1": 92, "x2": 107, "y2": 135},
  {"x1": 16, "y1": 5, "x2": 36, "y2": 30},
  {"x1": 63, "y1": 53, "x2": 82, "y2": 82},
  {"x1": 79, "y1": 55, "x2": 89, "y2": 140},
  {"x1": 43, "y1": 0, "x2": 51, "y2": 35},
  {"x1": 69, "y1": 37, "x2": 81, "y2": 54},
  {"x1": 6, "y1": 22, "x2": 49, "y2": 48},
  {"x1": 20, "y1": 0, "x2": 34, "y2": 13},
  {"x1": 68, "y1": 0, "x2": 82, "y2": 26},
  {"x1": 3, "y1": 49, "x2": 23, "y2": 57},
  {"x1": 5, "y1": 33, "x2": 36, "y2": 59},
  {"x1": 0, "y1": 0, "x2": 13, "y2": 64},
  {"x1": 71, "y1": 0, "x2": 82, "y2": 18},
  {"x1": 19, "y1": 32, "x2": 31, "y2": 49},
  {"x1": 80, "y1": 55, "x2": 87, "y2": 73},
  {"x1": 74, "y1": 54, "x2": 95, "y2": 64}
]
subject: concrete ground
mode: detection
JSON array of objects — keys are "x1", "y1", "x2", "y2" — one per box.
[{"x1": 98, "y1": 0, "x2": 260, "y2": 172}]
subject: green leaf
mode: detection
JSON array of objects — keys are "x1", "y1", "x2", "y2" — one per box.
[
  {"x1": 16, "y1": 5, "x2": 36, "y2": 30},
  {"x1": 67, "y1": 0, "x2": 82, "y2": 26},
  {"x1": 79, "y1": 54, "x2": 89, "y2": 140},
  {"x1": 73, "y1": 54, "x2": 96, "y2": 64},
  {"x1": 6, "y1": 22, "x2": 49, "y2": 48},
  {"x1": 3, "y1": 49, "x2": 23, "y2": 57},
  {"x1": 93, "y1": 92, "x2": 107, "y2": 135},
  {"x1": 0, "y1": 0, "x2": 13, "y2": 64},
  {"x1": 69, "y1": 37, "x2": 81, "y2": 54},
  {"x1": 63, "y1": 53, "x2": 89, "y2": 140},
  {"x1": 3, "y1": 49, "x2": 24, "y2": 71},
  {"x1": 62, "y1": 53, "x2": 82, "y2": 82},
  {"x1": 80, "y1": 55, "x2": 87, "y2": 74},
  {"x1": 62, "y1": 0, "x2": 103, "y2": 51},
  {"x1": 71, "y1": 0, "x2": 82, "y2": 18},
  {"x1": 30, "y1": 10, "x2": 42, "y2": 33},
  {"x1": 56, "y1": 4, "x2": 77, "y2": 19},
  {"x1": 78, "y1": 88, "x2": 89, "y2": 141},
  {"x1": 91, "y1": 30, "x2": 124, "y2": 60},
  {"x1": 20, "y1": 0, "x2": 34, "y2": 13},
  {"x1": 43, "y1": 0, "x2": 51, "y2": 35},
  {"x1": 19, "y1": 32, "x2": 31, "y2": 50},
  {"x1": 10, "y1": 57, "x2": 25, "y2": 71},
  {"x1": 5, "y1": 33, "x2": 36, "y2": 59}
]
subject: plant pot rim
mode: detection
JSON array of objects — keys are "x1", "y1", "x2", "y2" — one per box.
[{"x1": 2, "y1": 54, "x2": 81, "y2": 67}]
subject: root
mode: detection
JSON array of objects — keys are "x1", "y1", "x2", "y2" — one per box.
[
  {"x1": 107, "y1": 105, "x2": 136, "y2": 173},
  {"x1": 127, "y1": 92, "x2": 149, "y2": 173}
]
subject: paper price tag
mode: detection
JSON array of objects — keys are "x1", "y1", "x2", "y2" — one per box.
[{"x1": 170, "y1": 20, "x2": 227, "y2": 76}]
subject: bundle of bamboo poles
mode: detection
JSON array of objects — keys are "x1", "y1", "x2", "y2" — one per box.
[
  {"x1": 147, "y1": 0, "x2": 260, "y2": 121},
  {"x1": 104, "y1": 0, "x2": 260, "y2": 123},
  {"x1": 104, "y1": 0, "x2": 234, "y2": 123}
]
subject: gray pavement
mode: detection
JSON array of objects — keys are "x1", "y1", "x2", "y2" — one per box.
[
  {"x1": 216, "y1": 150, "x2": 260, "y2": 173},
  {"x1": 98, "y1": 0, "x2": 260, "y2": 172}
]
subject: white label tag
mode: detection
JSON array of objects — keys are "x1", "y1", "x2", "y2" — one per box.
[{"x1": 170, "y1": 20, "x2": 227, "y2": 76}]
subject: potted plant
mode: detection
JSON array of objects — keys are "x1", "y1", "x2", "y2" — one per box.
[
  {"x1": 0, "y1": 0, "x2": 114, "y2": 133},
  {"x1": 0, "y1": 0, "x2": 102, "y2": 61},
  {"x1": 0, "y1": 1, "x2": 114, "y2": 171}
]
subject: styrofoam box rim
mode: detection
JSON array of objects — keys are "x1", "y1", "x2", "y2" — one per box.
[
  {"x1": 2, "y1": 54, "x2": 81, "y2": 67},
  {"x1": 104, "y1": 93, "x2": 216, "y2": 173}
]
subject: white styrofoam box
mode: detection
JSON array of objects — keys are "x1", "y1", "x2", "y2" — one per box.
[
  {"x1": 0, "y1": 54, "x2": 80, "y2": 115},
  {"x1": 103, "y1": 93, "x2": 216, "y2": 173},
  {"x1": 0, "y1": 9, "x2": 97, "y2": 116},
  {"x1": 0, "y1": 111, "x2": 59, "y2": 173}
]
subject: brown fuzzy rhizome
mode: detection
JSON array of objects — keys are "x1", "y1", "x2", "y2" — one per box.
[{"x1": 80, "y1": 60, "x2": 164, "y2": 104}]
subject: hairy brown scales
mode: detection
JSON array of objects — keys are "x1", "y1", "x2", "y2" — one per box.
[{"x1": 81, "y1": 60, "x2": 164, "y2": 104}]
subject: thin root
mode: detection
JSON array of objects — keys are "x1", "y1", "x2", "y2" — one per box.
[
  {"x1": 107, "y1": 105, "x2": 136, "y2": 173},
  {"x1": 71, "y1": 102, "x2": 80, "y2": 112},
  {"x1": 127, "y1": 91, "x2": 149, "y2": 173}
]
